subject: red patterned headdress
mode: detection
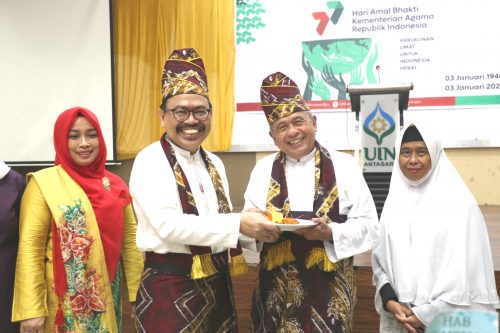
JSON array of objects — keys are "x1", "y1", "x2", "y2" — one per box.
[
  {"x1": 161, "y1": 48, "x2": 209, "y2": 107},
  {"x1": 260, "y1": 72, "x2": 310, "y2": 125}
]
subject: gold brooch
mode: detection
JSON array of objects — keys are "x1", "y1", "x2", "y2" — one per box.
[{"x1": 102, "y1": 176, "x2": 111, "y2": 191}]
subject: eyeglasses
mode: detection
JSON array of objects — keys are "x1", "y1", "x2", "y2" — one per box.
[{"x1": 163, "y1": 107, "x2": 211, "y2": 121}]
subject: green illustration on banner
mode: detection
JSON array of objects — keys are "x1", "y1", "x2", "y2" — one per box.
[
  {"x1": 236, "y1": 0, "x2": 266, "y2": 45},
  {"x1": 302, "y1": 0, "x2": 379, "y2": 101},
  {"x1": 302, "y1": 39, "x2": 378, "y2": 100}
]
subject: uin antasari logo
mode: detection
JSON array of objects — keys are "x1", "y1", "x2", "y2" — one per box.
[
  {"x1": 313, "y1": 1, "x2": 344, "y2": 35},
  {"x1": 363, "y1": 103, "x2": 395, "y2": 145}
]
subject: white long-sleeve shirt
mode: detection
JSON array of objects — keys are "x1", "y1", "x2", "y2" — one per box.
[
  {"x1": 130, "y1": 140, "x2": 241, "y2": 254},
  {"x1": 244, "y1": 147, "x2": 379, "y2": 262}
]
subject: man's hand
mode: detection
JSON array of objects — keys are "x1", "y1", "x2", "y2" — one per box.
[
  {"x1": 20, "y1": 317, "x2": 46, "y2": 333},
  {"x1": 292, "y1": 217, "x2": 332, "y2": 241},
  {"x1": 240, "y1": 211, "x2": 281, "y2": 242},
  {"x1": 243, "y1": 207, "x2": 262, "y2": 214}
]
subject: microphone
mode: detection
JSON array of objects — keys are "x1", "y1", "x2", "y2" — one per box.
[{"x1": 375, "y1": 65, "x2": 381, "y2": 83}]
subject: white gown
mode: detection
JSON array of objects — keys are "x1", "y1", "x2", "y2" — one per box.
[{"x1": 372, "y1": 123, "x2": 499, "y2": 330}]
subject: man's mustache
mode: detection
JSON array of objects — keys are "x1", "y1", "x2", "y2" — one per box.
[{"x1": 176, "y1": 123, "x2": 205, "y2": 133}]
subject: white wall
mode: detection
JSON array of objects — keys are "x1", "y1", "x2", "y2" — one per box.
[{"x1": 0, "y1": 0, "x2": 114, "y2": 164}]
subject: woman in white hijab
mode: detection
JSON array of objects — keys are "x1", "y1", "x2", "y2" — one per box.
[{"x1": 372, "y1": 123, "x2": 499, "y2": 333}]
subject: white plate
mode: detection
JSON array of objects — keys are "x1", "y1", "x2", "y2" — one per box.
[{"x1": 275, "y1": 219, "x2": 315, "y2": 231}]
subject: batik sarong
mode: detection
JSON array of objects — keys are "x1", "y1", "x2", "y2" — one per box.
[
  {"x1": 251, "y1": 142, "x2": 356, "y2": 333},
  {"x1": 136, "y1": 252, "x2": 238, "y2": 333}
]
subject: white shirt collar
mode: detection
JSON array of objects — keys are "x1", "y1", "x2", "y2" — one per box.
[
  {"x1": 166, "y1": 135, "x2": 201, "y2": 160},
  {"x1": 285, "y1": 147, "x2": 316, "y2": 164}
]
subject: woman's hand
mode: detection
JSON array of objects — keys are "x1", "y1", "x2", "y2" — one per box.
[
  {"x1": 20, "y1": 317, "x2": 46, "y2": 333},
  {"x1": 386, "y1": 301, "x2": 425, "y2": 333}
]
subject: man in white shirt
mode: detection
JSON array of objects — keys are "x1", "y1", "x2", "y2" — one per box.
[
  {"x1": 130, "y1": 48, "x2": 281, "y2": 333},
  {"x1": 244, "y1": 72, "x2": 379, "y2": 333}
]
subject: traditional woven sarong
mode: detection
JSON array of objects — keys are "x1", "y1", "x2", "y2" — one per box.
[
  {"x1": 136, "y1": 252, "x2": 238, "y2": 333},
  {"x1": 251, "y1": 142, "x2": 356, "y2": 333},
  {"x1": 135, "y1": 137, "x2": 242, "y2": 332}
]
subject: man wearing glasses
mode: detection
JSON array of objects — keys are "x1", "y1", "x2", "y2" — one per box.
[{"x1": 129, "y1": 48, "x2": 281, "y2": 332}]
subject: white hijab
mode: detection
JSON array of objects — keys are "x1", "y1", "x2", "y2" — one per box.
[
  {"x1": 372, "y1": 123, "x2": 499, "y2": 313},
  {"x1": 0, "y1": 160, "x2": 10, "y2": 179}
]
